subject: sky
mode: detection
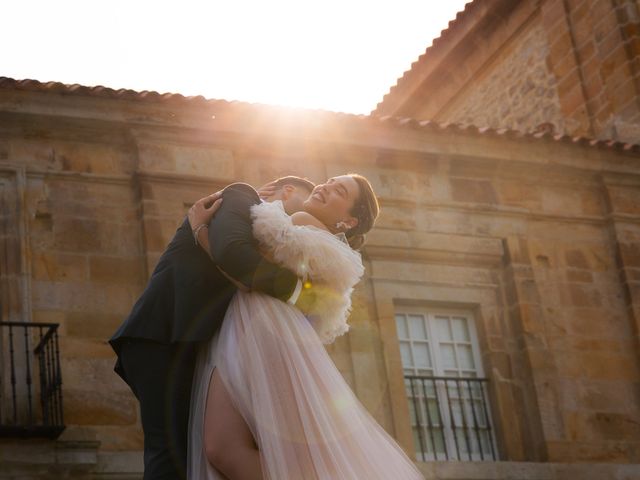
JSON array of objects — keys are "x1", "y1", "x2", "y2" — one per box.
[{"x1": 3, "y1": 0, "x2": 470, "y2": 114}]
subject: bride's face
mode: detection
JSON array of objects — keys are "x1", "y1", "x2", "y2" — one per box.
[{"x1": 303, "y1": 175, "x2": 360, "y2": 233}]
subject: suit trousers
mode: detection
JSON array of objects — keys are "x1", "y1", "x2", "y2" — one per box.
[{"x1": 118, "y1": 338, "x2": 199, "y2": 480}]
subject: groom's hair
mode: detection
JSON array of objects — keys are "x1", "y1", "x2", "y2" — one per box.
[{"x1": 271, "y1": 176, "x2": 315, "y2": 192}]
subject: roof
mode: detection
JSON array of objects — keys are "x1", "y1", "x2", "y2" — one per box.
[
  {"x1": 373, "y1": 0, "x2": 480, "y2": 115},
  {"x1": 0, "y1": 76, "x2": 638, "y2": 153}
]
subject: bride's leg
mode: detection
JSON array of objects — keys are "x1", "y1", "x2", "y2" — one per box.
[{"x1": 204, "y1": 368, "x2": 263, "y2": 480}]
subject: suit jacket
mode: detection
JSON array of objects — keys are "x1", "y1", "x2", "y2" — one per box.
[{"x1": 109, "y1": 183, "x2": 298, "y2": 363}]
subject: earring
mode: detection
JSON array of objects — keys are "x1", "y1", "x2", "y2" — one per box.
[{"x1": 335, "y1": 221, "x2": 349, "y2": 231}]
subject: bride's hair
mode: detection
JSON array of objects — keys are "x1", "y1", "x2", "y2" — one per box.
[{"x1": 345, "y1": 174, "x2": 379, "y2": 250}]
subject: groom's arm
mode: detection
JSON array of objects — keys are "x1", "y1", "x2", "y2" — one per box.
[{"x1": 208, "y1": 183, "x2": 299, "y2": 302}]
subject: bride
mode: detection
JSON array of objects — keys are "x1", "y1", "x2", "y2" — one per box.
[{"x1": 188, "y1": 174, "x2": 422, "y2": 479}]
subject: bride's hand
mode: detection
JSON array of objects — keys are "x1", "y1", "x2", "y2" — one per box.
[
  {"x1": 189, "y1": 190, "x2": 223, "y2": 252},
  {"x1": 188, "y1": 191, "x2": 223, "y2": 229},
  {"x1": 257, "y1": 180, "x2": 278, "y2": 200}
]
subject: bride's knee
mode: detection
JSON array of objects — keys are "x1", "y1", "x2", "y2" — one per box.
[
  {"x1": 205, "y1": 430, "x2": 242, "y2": 467},
  {"x1": 205, "y1": 436, "x2": 248, "y2": 473},
  {"x1": 204, "y1": 440, "x2": 232, "y2": 470}
]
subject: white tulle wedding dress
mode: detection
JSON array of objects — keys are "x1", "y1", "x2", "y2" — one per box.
[{"x1": 187, "y1": 200, "x2": 423, "y2": 479}]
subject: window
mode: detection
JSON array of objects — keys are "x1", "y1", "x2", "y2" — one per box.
[{"x1": 396, "y1": 307, "x2": 497, "y2": 461}]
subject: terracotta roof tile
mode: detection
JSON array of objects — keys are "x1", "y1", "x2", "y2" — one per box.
[
  {"x1": 0, "y1": 76, "x2": 638, "y2": 153},
  {"x1": 374, "y1": 0, "x2": 478, "y2": 114}
]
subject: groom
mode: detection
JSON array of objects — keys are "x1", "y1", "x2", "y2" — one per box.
[{"x1": 109, "y1": 176, "x2": 315, "y2": 480}]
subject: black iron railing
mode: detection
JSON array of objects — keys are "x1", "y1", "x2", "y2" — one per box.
[
  {"x1": 0, "y1": 322, "x2": 64, "y2": 438},
  {"x1": 405, "y1": 375, "x2": 497, "y2": 461}
]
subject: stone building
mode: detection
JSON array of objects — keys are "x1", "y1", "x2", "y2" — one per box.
[
  {"x1": 376, "y1": 0, "x2": 640, "y2": 143},
  {"x1": 1, "y1": 1, "x2": 640, "y2": 479}
]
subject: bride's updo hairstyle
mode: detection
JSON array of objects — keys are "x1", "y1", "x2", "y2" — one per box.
[{"x1": 345, "y1": 174, "x2": 379, "y2": 250}]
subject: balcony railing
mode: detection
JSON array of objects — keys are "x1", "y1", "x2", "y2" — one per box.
[
  {"x1": 405, "y1": 375, "x2": 497, "y2": 461},
  {"x1": 0, "y1": 322, "x2": 64, "y2": 438}
]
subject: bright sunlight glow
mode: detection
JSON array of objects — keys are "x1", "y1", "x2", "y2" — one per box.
[{"x1": 3, "y1": 0, "x2": 469, "y2": 114}]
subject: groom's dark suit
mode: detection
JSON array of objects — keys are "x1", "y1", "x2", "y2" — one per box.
[{"x1": 109, "y1": 183, "x2": 298, "y2": 480}]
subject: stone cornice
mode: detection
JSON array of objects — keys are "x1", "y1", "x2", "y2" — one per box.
[
  {"x1": 135, "y1": 170, "x2": 230, "y2": 188},
  {"x1": 0, "y1": 91, "x2": 638, "y2": 177},
  {"x1": 378, "y1": 198, "x2": 640, "y2": 226},
  {"x1": 601, "y1": 172, "x2": 640, "y2": 187},
  {"x1": 0, "y1": 94, "x2": 640, "y2": 190},
  {"x1": 364, "y1": 229, "x2": 504, "y2": 267},
  {"x1": 23, "y1": 167, "x2": 133, "y2": 185},
  {"x1": 12, "y1": 167, "x2": 640, "y2": 226}
]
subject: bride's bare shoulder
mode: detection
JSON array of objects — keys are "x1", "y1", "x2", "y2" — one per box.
[{"x1": 291, "y1": 211, "x2": 329, "y2": 231}]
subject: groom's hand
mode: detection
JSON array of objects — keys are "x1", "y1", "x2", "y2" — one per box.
[{"x1": 188, "y1": 191, "x2": 224, "y2": 253}]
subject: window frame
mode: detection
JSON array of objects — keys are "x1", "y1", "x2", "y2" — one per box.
[
  {"x1": 396, "y1": 306, "x2": 485, "y2": 379},
  {"x1": 395, "y1": 306, "x2": 497, "y2": 461}
]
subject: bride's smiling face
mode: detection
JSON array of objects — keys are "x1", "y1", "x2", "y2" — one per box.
[{"x1": 303, "y1": 175, "x2": 360, "y2": 233}]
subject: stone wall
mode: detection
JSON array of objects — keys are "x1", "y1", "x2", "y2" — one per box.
[
  {"x1": 541, "y1": 0, "x2": 640, "y2": 141},
  {"x1": 436, "y1": 0, "x2": 640, "y2": 141},
  {"x1": 0, "y1": 85, "x2": 639, "y2": 477},
  {"x1": 438, "y1": 22, "x2": 566, "y2": 135}
]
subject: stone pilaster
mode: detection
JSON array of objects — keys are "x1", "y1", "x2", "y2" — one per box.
[
  {"x1": 602, "y1": 174, "x2": 640, "y2": 366},
  {"x1": 501, "y1": 235, "x2": 564, "y2": 461}
]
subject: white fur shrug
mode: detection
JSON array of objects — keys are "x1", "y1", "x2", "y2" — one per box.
[{"x1": 250, "y1": 201, "x2": 364, "y2": 344}]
